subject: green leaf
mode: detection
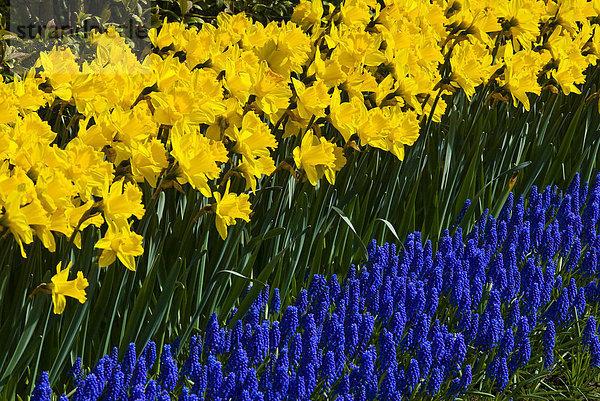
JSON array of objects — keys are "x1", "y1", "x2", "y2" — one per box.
[
  {"x1": 331, "y1": 206, "x2": 367, "y2": 259},
  {"x1": 376, "y1": 218, "x2": 400, "y2": 242},
  {"x1": 216, "y1": 270, "x2": 267, "y2": 286}
]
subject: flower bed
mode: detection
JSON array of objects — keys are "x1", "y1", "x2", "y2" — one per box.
[{"x1": 32, "y1": 172, "x2": 600, "y2": 399}]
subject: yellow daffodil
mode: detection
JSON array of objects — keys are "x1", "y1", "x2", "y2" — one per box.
[
  {"x1": 258, "y1": 22, "x2": 312, "y2": 77},
  {"x1": 237, "y1": 156, "x2": 276, "y2": 192},
  {"x1": 228, "y1": 111, "x2": 277, "y2": 163},
  {"x1": 95, "y1": 221, "x2": 144, "y2": 271},
  {"x1": 293, "y1": 78, "x2": 330, "y2": 120},
  {"x1": 329, "y1": 87, "x2": 366, "y2": 141},
  {"x1": 0, "y1": 190, "x2": 34, "y2": 258},
  {"x1": 333, "y1": 28, "x2": 386, "y2": 68},
  {"x1": 150, "y1": 86, "x2": 221, "y2": 126},
  {"x1": 63, "y1": 138, "x2": 114, "y2": 202},
  {"x1": 148, "y1": 18, "x2": 187, "y2": 50},
  {"x1": 47, "y1": 261, "x2": 89, "y2": 314},
  {"x1": 34, "y1": 168, "x2": 76, "y2": 214},
  {"x1": 252, "y1": 62, "x2": 292, "y2": 118},
  {"x1": 215, "y1": 45, "x2": 258, "y2": 106},
  {"x1": 497, "y1": 0, "x2": 543, "y2": 49},
  {"x1": 450, "y1": 41, "x2": 502, "y2": 101},
  {"x1": 546, "y1": 27, "x2": 588, "y2": 95},
  {"x1": 170, "y1": 123, "x2": 229, "y2": 197},
  {"x1": 0, "y1": 80, "x2": 19, "y2": 124},
  {"x1": 307, "y1": 47, "x2": 347, "y2": 88},
  {"x1": 293, "y1": 130, "x2": 346, "y2": 185},
  {"x1": 341, "y1": 69, "x2": 378, "y2": 100},
  {"x1": 358, "y1": 107, "x2": 391, "y2": 149},
  {"x1": 8, "y1": 114, "x2": 56, "y2": 172},
  {"x1": 291, "y1": 0, "x2": 324, "y2": 31},
  {"x1": 206, "y1": 98, "x2": 244, "y2": 141},
  {"x1": 130, "y1": 139, "x2": 169, "y2": 188},
  {"x1": 184, "y1": 24, "x2": 220, "y2": 68},
  {"x1": 212, "y1": 181, "x2": 252, "y2": 240},
  {"x1": 217, "y1": 12, "x2": 254, "y2": 46},
  {"x1": 36, "y1": 46, "x2": 81, "y2": 101},
  {"x1": 100, "y1": 177, "x2": 145, "y2": 224},
  {"x1": 501, "y1": 42, "x2": 551, "y2": 110},
  {"x1": 340, "y1": 0, "x2": 373, "y2": 27},
  {"x1": 374, "y1": 74, "x2": 400, "y2": 107},
  {"x1": 66, "y1": 201, "x2": 105, "y2": 249},
  {"x1": 386, "y1": 108, "x2": 421, "y2": 160},
  {"x1": 10, "y1": 69, "x2": 51, "y2": 113},
  {"x1": 20, "y1": 198, "x2": 51, "y2": 251},
  {"x1": 110, "y1": 104, "x2": 158, "y2": 149},
  {"x1": 146, "y1": 54, "x2": 189, "y2": 93}
]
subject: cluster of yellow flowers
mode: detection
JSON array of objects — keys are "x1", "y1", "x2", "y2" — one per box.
[
  {"x1": 1, "y1": 0, "x2": 600, "y2": 312},
  {"x1": 444, "y1": 0, "x2": 600, "y2": 110}
]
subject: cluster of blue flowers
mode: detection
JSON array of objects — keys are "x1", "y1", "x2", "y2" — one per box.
[{"x1": 32, "y1": 173, "x2": 600, "y2": 400}]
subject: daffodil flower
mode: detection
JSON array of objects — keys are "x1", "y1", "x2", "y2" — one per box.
[
  {"x1": 100, "y1": 177, "x2": 146, "y2": 223},
  {"x1": 95, "y1": 221, "x2": 144, "y2": 271},
  {"x1": 47, "y1": 262, "x2": 89, "y2": 314},
  {"x1": 292, "y1": 130, "x2": 346, "y2": 186},
  {"x1": 228, "y1": 111, "x2": 277, "y2": 163},
  {"x1": 212, "y1": 181, "x2": 252, "y2": 240},
  {"x1": 291, "y1": 0, "x2": 323, "y2": 31},
  {"x1": 292, "y1": 78, "x2": 330, "y2": 120},
  {"x1": 237, "y1": 156, "x2": 276, "y2": 193}
]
